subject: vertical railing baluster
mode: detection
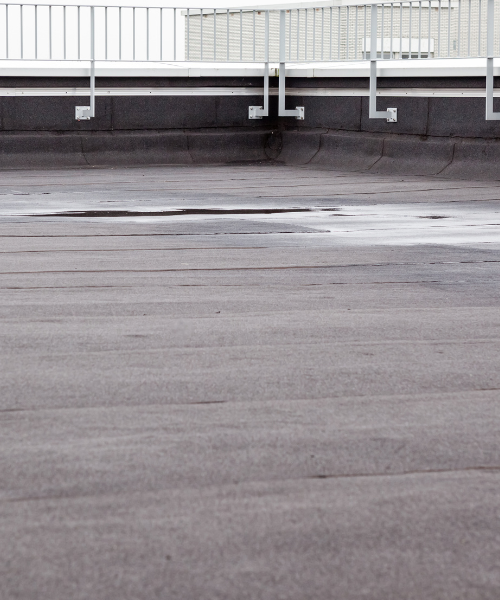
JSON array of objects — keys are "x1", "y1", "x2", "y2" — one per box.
[
  {"x1": 226, "y1": 9, "x2": 229, "y2": 61},
  {"x1": 428, "y1": 0, "x2": 431, "y2": 58},
  {"x1": 305, "y1": 8, "x2": 308, "y2": 60},
  {"x1": 297, "y1": 9, "x2": 299, "y2": 60},
  {"x1": 330, "y1": 7, "x2": 332, "y2": 60},
  {"x1": 322, "y1": 7, "x2": 325, "y2": 60},
  {"x1": 381, "y1": 3, "x2": 384, "y2": 59},
  {"x1": 447, "y1": 0, "x2": 451, "y2": 56},
  {"x1": 214, "y1": 8, "x2": 216, "y2": 61},
  {"x1": 239, "y1": 9, "x2": 242, "y2": 61},
  {"x1": 390, "y1": 4, "x2": 393, "y2": 58},
  {"x1": 173, "y1": 8, "x2": 176, "y2": 61},
  {"x1": 346, "y1": 6, "x2": 349, "y2": 60},
  {"x1": 49, "y1": 4, "x2": 52, "y2": 59},
  {"x1": 63, "y1": 5, "x2": 66, "y2": 61},
  {"x1": 418, "y1": 1, "x2": 422, "y2": 58},
  {"x1": 5, "y1": 4, "x2": 8, "y2": 59},
  {"x1": 119, "y1": 7, "x2": 122, "y2": 60},
  {"x1": 409, "y1": 2, "x2": 412, "y2": 59},
  {"x1": 133, "y1": 7, "x2": 135, "y2": 61},
  {"x1": 286, "y1": 9, "x2": 289, "y2": 60},
  {"x1": 478, "y1": 0, "x2": 482, "y2": 56},
  {"x1": 364, "y1": 5, "x2": 367, "y2": 58},
  {"x1": 338, "y1": 6, "x2": 340, "y2": 60},
  {"x1": 458, "y1": 0, "x2": 461, "y2": 56},
  {"x1": 20, "y1": 4, "x2": 23, "y2": 59},
  {"x1": 467, "y1": 0, "x2": 471, "y2": 56},
  {"x1": 105, "y1": 7, "x2": 108, "y2": 61},
  {"x1": 438, "y1": 0, "x2": 441, "y2": 58},
  {"x1": 187, "y1": 8, "x2": 190, "y2": 61},
  {"x1": 200, "y1": 9, "x2": 203, "y2": 61},
  {"x1": 354, "y1": 5, "x2": 357, "y2": 60},
  {"x1": 77, "y1": 6, "x2": 80, "y2": 61},
  {"x1": 400, "y1": 3, "x2": 403, "y2": 59},
  {"x1": 174, "y1": 8, "x2": 177, "y2": 61},
  {"x1": 35, "y1": 5, "x2": 37, "y2": 59},
  {"x1": 313, "y1": 7, "x2": 316, "y2": 60},
  {"x1": 253, "y1": 10, "x2": 256, "y2": 61},
  {"x1": 160, "y1": 8, "x2": 163, "y2": 61}
]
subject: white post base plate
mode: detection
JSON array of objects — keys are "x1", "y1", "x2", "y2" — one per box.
[
  {"x1": 386, "y1": 108, "x2": 398, "y2": 123},
  {"x1": 75, "y1": 106, "x2": 92, "y2": 121},
  {"x1": 249, "y1": 106, "x2": 264, "y2": 120},
  {"x1": 295, "y1": 106, "x2": 305, "y2": 120}
]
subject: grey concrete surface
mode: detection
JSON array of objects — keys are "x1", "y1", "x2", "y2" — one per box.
[{"x1": 1, "y1": 164, "x2": 500, "y2": 600}]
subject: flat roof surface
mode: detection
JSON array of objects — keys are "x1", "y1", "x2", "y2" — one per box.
[{"x1": 1, "y1": 164, "x2": 500, "y2": 599}]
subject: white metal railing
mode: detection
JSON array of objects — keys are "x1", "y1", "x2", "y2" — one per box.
[{"x1": 1, "y1": 1, "x2": 500, "y2": 122}]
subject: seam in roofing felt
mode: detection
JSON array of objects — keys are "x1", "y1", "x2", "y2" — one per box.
[
  {"x1": 184, "y1": 131, "x2": 195, "y2": 164},
  {"x1": 367, "y1": 135, "x2": 385, "y2": 172},
  {"x1": 308, "y1": 466, "x2": 500, "y2": 482},
  {"x1": 436, "y1": 140, "x2": 457, "y2": 176},
  {"x1": 304, "y1": 131, "x2": 322, "y2": 165},
  {"x1": 6, "y1": 466, "x2": 500, "y2": 504},
  {"x1": 425, "y1": 96, "x2": 430, "y2": 137},
  {"x1": 79, "y1": 136, "x2": 90, "y2": 167}
]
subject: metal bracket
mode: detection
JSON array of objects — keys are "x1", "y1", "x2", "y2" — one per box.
[
  {"x1": 368, "y1": 4, "x2": 397, "y2": 124},
  {"x1": 369, "y1": 60, "x2": 397, "y2": 123},
  {"x1": 75, "y1": 7, "x2": 95, "y2": 121},
  {"x1": 485, "y1": 58, "x2": 499, "y2": 120},
  {"x1": 386, "y1": 107, "x2": 398, "y2": 123},
  {"x1": 277, "y1": 10, "x2": 304, "y2": 120},
  {"x1": 249, "y1": 105, "x2": 264, "y2": 120},
  {"x1": 249, "y1": 62, "x2": 269, "y2": 119},
  {"x1": 486, "y1": 0, "x2": 500, "y2": 120},
  {"x1": 249, "y1": 12, "x2": 269, "y2": 121},
  {"x1": 369, "y1": 60, "x2": 398, "y2": 122},
  {"x1": 75, "y1": 63, "x2": 95, "y2": 121},
  {"x1": 279, "y1": 62, "x2": 304, "y2": 118},
  {"x1": 75, "y1": 106, "x2": 92, "y2": 121}
]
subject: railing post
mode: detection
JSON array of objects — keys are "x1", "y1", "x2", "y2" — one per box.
[
  {"x1": 76, "y1": 5, "x2": 95, "y2": 120},
  {"x1": 278, "y1": 9, "x2": 304, "y2": 120},
  {"x1": 264, "y1": 10, "x2": 269, "y2": 116},
  {"x1": 249, "y1": 10, "x2": 270, "y2": 119},
  {"x1": 486, "y1": 0, "x2": 500, "y2": 119},
  {"x1": 369, "y1": 3, "x2": 397, "y2": 122},
  {"x1": 90, "y1": 5, "x2": 95, "y2": 117}
]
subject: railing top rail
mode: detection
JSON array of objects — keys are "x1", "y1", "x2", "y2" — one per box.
[
  {"x1": 0, "y1": 0, "x2": 462, "y2": 8},
  {"x1": 0, "y1": 2, "x2": 196, "y2": 7}
]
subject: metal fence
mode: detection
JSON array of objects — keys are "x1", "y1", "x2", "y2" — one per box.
[
  {"x1": 1, "y1": 1, "x2": 500, "y2": 121},
  {"x1": 186, "y1": 2, "x2": 498, "y2": 62},
  {"x1": 0, "y1": 4, "x2": 183, "y2": 62},
  {"x1": 1, "y1": 1, "x2": 498, "y2": 62}
]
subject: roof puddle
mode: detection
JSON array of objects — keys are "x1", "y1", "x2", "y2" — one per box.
[{"x1": 27, "y1": 207, "x2": 340, "y2": 218}]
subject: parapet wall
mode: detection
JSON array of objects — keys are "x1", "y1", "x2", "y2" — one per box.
[{"x1": 1, "y1": 74, "x2": 500, "y2": 178}]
